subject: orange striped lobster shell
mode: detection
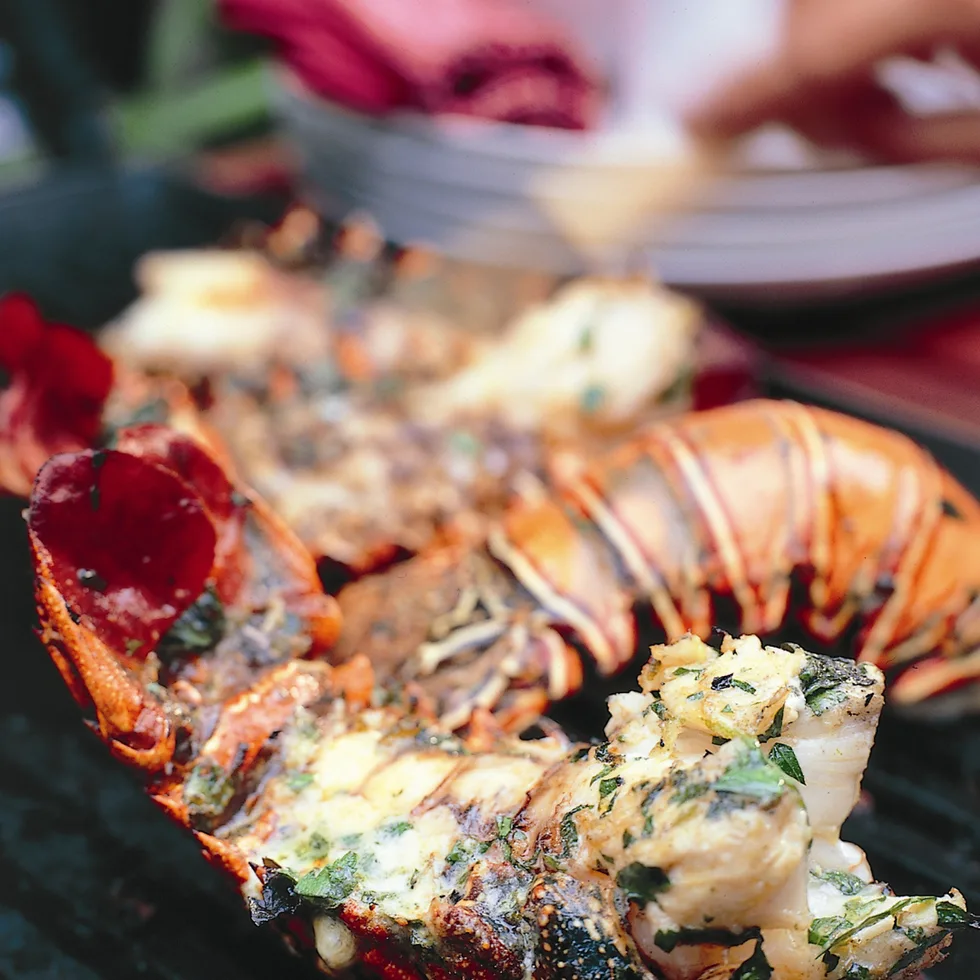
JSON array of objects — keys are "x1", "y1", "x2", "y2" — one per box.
[{"x1": 335, "y1": 399, "x2": 980, "y2": 724}]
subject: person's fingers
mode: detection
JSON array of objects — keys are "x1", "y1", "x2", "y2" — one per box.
[
  {"x1": 777, "y1": 76, "x2": 905, "y2": 152},
  {"x1": 686, "y1": 0, "x2": 979, "y2": 139},
  {"x1": 852, "y1": 107, "x2": 980, "y2": 164}
]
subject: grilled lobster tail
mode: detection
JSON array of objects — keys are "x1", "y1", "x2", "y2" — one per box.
[
  {"x1": 25, "y1": 435, "x2": 980, "y2": 980},
  {"x1": 335, "y1": 400, "x2": 980, "y2": 725}
]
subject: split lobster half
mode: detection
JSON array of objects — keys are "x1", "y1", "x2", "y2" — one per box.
[{"x1": 25, "y1": 428, "x2": 980, "y2": 977}]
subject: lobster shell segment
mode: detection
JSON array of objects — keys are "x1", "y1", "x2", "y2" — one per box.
[
  {"x1": 29, "y1": 443, "x2": 219, "y2": 658},
  {"x1": 0, "y1": 293, "x2": 114, "y2": 496},
  {"x1": 29, "y1": 427, "x2": 343, "y2": 773}
]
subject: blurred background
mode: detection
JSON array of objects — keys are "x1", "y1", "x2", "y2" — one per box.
[{"x1": 3, "y1": 1, "x2": 980, "y2": 978}]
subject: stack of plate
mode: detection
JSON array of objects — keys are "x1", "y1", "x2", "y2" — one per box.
[{"x1": 272, "y1": 69, "x2": 980, "y2": 302}]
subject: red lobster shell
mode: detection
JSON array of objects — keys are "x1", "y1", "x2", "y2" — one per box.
[{"x1": 334, "y1": 399, "x2": 980, "y2": 724}]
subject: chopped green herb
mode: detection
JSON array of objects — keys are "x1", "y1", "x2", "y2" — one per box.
[
  {"x1": 758, "y1": 707, "x2": 784, "y2": 743},
  {"x1": 449, "y1": 430, "x2": 482, "y2": 456},
  {"x1": 296, "y1": 832, "x2": 330, "y2": 861},
  {"x1": 732, "y1": 679, "x2": 757, "y2": 694},
  {"x1": 809, "y1": 916, "x2": 850, "y2": 947},
  {"x1": 183, "y1": 761, "x2": 236, "y2": 819},
  {"x1": 599, "y1": 777, "x2": 623, "y2": 799},
  {"x1": 543, "y1": 854, "x2": 561, "y2": 872},
  {"x1": 616, "y1": 863, "x2": 670, "y2": 904},
  {"x1": 285, "y1": 771, "x2": 314, "y2": 792},
  {"x1": 590, "y1": 764, "x2": 616, "y2": 786},
  {"x1": 445, "y1": 841, "x2": 469, "y2": 865},
  {"x1": 936, "y1": 901, "x2": 979, "y2": 928},
  {"x1": 687, "y1": 691, "x2": 705, "y2": 702},
  {"x1": 814, "y1": 870, "x2": 867, "y2": 897},
  {"x1": 650, "y1": 700, "x2": 668, "y2": 720},
  {"x1": 711, "y1": 736, "x2": 731, "y2": 746},
  {"x1": 799, "y1": 654, "x2": 874, "y2": 716},
  {"x1": 712, "y1": 742, "x2": 787, "y2": 805},
  {"x1": 731, "y1": 941, "x2": 773, "y2": 980},
  {"x1": 768, "y1": 742, "x2": 806, "y2": 784},
  {"x1": 672, "y1": 666, "x2": 704, "y2": 678},
  {"x1": 817, "y1": 899, "x2": 918, "y2": 954},
  {"x1": 384, "y1": 820, "x2": 413, "y2": 837},
  {"x1": 496, "y1": 815, "x2": 513, "y2": 838},
  {"x1": 157, "y1": 586, "x2": 225, "y2": 657},
  {"x1": 721, "y1": 704, "x2": 734, "y2": 714},
  {"x1": 622, "y1": 829, "x2": 634, "y2": 848},
  {"x1": 295, "y1": 851, "x2": 359, "y2": 908},
  {"x1": 578, "y1": 326, "x2": 594, "y2": 353},
  {"x1": 671, "y1": 781, "x2": 709, "y2": 804},
  {"x1": 559, "y1": 805, "x2": 589, "y2": 856},
  {"x1": 887, "y1": 929, "x2": 961, "y2": 976},
  {"x1": 124, "y1": 638, "x2": 144, "y2": 656},
  {"x1": 580, "y1": 384, "x2": 606, "y2": 414}
]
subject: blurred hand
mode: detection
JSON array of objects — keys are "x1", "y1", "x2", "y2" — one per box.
[{"x1": 686, "y1": 0, "x2": 980, "y2": 164}]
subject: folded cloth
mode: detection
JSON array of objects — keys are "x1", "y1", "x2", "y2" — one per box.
[{"x1": 219, "y1": 0, "x2": 601, "y2": 129}]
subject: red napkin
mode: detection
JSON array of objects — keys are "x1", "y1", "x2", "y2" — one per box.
[
  {"x1": 771, "y1": 306, "x2": 980, "y2": 443},
  {"x1": 219, "y1": 0, "x2": 601, "y2": 129}
]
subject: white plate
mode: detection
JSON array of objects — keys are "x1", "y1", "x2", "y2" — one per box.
[{"x1": 272, "y1": 71, "x2": 980, "y2": 301}]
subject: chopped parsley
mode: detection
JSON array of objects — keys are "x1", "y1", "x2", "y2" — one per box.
[
  {"x1": 590, "y1": 764, "x2": 617, "y2": 785},
  {"x1": 731, "y1": 940, "x2": 773, "y2": 979},
  {"x1": 285, "y1": 771, "x2": 315, "y2": 792},
  {"x1": 758, "y1": 707, "x2": 784, "y2": 743},
  {"x1": 157, "y1": 586, "x2": 226, "y2": 657},
  {"x1": 808, "y1": 915, "x2": 850, "y2": 947},
  {"x1": 616, "y1": 863, "x2": 670, "y2": 904},
  {"x1": 813, "y1": 870, "x2": 867, "y2": 897},
  {"x1": 294, "y1": 851, "x2": 360, "y2": 908},
  {"x1": 599, "y1": 777, "x2": 623, "y2": 799},
  {"x1": 732, "y1": 679, "x2": 757, "y2": 695},
  {"x1": 799, "y1": 654, "x2": 874, "y2": 716},
  {"x1": 711, "y1": 742, "x2": 786, "y2": 806},
  {"x1": 384, "y1": 820, "x2": 413, "y2": 837},
  {"x1": 559, "y1": 805, "x2": 590, "y2": 856},
  {"x1": 670, "y1": 781, "x2": 709, "y2": 804},
  {"x1": 936, "y1": 901, "x2": 979, "y2": 928},
  {"x1": 768, "y1": 742, "x2": 805, "y2": 784},
  {"x1": 580, "y1": 384, "x2": 606, "y2": 414},
  {"x1": 183, "y1": 760, "x2": 236, "y2": 820}
]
